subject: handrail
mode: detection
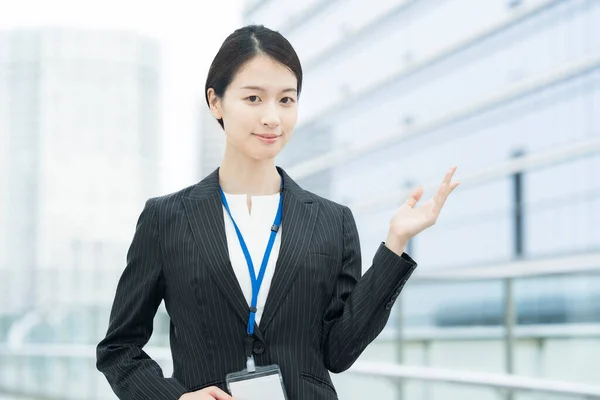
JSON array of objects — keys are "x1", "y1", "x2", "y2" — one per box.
[
  {"x1": 378, "y1": 323, "x2": 600, "y2": 342},
  {"x1": 412, "y1": 251, "x2": 600, "y2": 282},
  {"x1": 0, "y1": 387, "x2": 65, "y2": 400},
  {"x1": 287, "y1": 54, "x2": 600, "y2": 180},
  {"x1": 1, "y1": 344, "x2": 600, "y2": 398},
  {"x1": 347, "y1": 362, "x2": 600, "y2": 398}
]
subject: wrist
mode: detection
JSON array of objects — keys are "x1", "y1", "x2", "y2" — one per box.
[{"x1": 385, "y1": 232, "x2": 409, "y2": 256}]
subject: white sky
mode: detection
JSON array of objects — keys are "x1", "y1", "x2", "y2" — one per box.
[{"x1": 0, "y1": 0, "x2": 243, "y2": 194}]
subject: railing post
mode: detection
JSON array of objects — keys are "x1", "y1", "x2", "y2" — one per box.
[
  {"x1": 396, "y1": 180, "x2": 415, "y2": 400},
  {"x1": 396, "y1": 295, "x2": 405, "y2": 400},
  {"x1": 504, "y1": 277, "x2": 516, "y2": 400},
  {"x1": 505, "y1": 149, "x2": 525, "y2": 400},
  {"x1": 423, "y1": 339, "x2": 432, "y2": 400}
]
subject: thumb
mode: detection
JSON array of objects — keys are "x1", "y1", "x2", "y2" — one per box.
[
  {"x1": 207, "y1": 387, "x2": 234, "y2": 400},
  {"x1": 405, "y1": 186, "x2": 424, "y2": 208}
]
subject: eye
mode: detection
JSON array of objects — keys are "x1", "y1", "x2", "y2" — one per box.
[
  {"x1": 281, "y1": 97, "x2": 296, "y2": 104},
  {"x1": 246, "y1": 95, "x2": 260, "y2": 103}
]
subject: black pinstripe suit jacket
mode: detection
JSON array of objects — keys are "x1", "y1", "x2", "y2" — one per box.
[{"x1": 96, "y1": 167, "x2": 417, "y2": 400}]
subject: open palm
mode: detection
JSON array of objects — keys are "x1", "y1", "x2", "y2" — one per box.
[{"x1": 390, "y1": 166, "x2": 460, "y2": 241}]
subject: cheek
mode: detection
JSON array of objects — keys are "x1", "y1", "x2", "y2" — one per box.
[
  {"x1": 283, "y1": 109, "x2": 298, "y2": 131},
  {"x1": 225, "y1": 103, "x2": 254, "y2": 131}
]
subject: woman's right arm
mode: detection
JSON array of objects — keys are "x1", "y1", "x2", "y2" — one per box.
[{"x1": 96, "y1": 198, "x2": 189, "y2": 400}]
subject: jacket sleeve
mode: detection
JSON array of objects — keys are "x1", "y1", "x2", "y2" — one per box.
[
  {"x1": 322, "y1": 205, "x2": 417, "y2": 373},
  {"x1": 96, "y1": 198, "x2": 188, "y2": 400}
]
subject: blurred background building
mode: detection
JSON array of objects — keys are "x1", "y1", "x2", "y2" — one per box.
[
  {"x1": 0, "y1": 27, "x2": 163, "y2": 397},
  {"x1": 198, "y1": 106, "x2": 226, "y2": 178},
  {"x1": 1, "y1": 0, "x2": 600, "y2": 399}
]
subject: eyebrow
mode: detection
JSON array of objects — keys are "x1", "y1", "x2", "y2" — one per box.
[{"x1": 240, "y1": 85, "x2": 297, "y2": 93}]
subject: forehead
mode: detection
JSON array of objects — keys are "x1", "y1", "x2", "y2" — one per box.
[{"x1": 230, "y1": 55, "x2": 297, "y2": 91}]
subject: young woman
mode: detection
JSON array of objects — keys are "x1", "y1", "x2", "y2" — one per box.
[{"x1": 97, "y1": 25, "x2": 459, "y2": 400}]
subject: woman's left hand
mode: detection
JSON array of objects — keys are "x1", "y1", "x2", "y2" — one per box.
[{"x1": 385, "y1": 166, "x2": 460, "y2": 254}]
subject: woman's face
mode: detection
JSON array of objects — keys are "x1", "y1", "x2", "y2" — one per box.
[{"x1": 208, "y1": 55, "x2": 299, "y2": 162}]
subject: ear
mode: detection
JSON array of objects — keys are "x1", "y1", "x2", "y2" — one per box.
[{"x1": 206, "y1": 88, "x2": 223, "y2": 120}]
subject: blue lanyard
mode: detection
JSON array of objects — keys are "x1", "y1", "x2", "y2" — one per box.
[{"x1": 219, "y1": 179, "x2": 283, "y2": 336}]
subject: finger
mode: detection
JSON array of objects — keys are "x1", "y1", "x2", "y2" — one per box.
[
  {"x1": 207, "y1": 387, "x2": 234, "y2": 400},
  {"x1": 444, "y1": 166, "x2": 457, "y2": 185},
  {"x1": 405, "y1": 185, "x2": 424, "y2": 208},
  {"x1": 434, "y1": 167, "x2": 458, "y2": 205}
]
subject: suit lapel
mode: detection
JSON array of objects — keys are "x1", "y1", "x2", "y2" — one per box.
[
  {"x1": 183, "y1": 167, "x2": 316, "y2": 338},
  {"x1": 182, "y1": 169, "x2": 266, "y2": 342},
  {"x1": 259, "y1": 168, "x2": 318, "y2": 332}
]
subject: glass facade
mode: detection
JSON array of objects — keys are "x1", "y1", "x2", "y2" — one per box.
[
  {"x1": 0, "y1": 28, "x2": 162, "y2": 399},
  {"x1": 244, "y1": 0, "x2": 600, "y2": 398}
]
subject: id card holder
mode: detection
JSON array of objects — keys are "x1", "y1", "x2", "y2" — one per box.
[{"x1": 226, "y1": 364, "x2": 288, "y2": 400}]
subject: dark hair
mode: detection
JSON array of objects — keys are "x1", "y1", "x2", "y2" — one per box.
[{"x1": 205, "y1": 24, "x2": 303, "y2": 129}]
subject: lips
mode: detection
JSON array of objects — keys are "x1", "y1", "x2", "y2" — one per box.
[
  {"x1": 253, "y1": 133, "x2": 281, "y2": 144},
  {"x1": 254, "y1": 133, "x2": 280, "y2": 139}
]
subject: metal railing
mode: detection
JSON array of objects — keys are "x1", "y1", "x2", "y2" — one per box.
[
  {"x1": 348, "y1": 362, "x2": 600, "y2": 398},
  {"x1": 388, "y1": 250, "x2": 600, "y2": 399},
  {"x1": 412, "y1": 251, "x2": 600, "y2": 282},
  {"x1": 3, "y1": 254, "x2": 600, "y2": 398},
  {"x1": 2, "y1": 337, "x2": 600, "y2": 399}
]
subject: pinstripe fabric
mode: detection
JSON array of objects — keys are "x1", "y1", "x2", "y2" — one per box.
[{"x1": 96, "y1": 167, "x2": 417, "y2": 400}]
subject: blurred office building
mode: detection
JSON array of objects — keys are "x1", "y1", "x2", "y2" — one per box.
[
  {"x1": 0, "y1": 27, "x2": 161, "y2": 397},
  {"x1": 1, "y1": 0, "x2": 600, "y2": 398},
  {"x1": 243, "y1": 0, "x2": 600, "y2": 398},
  {"x1": 198, "y1": 105, "x2": 226, "y2": 178}
]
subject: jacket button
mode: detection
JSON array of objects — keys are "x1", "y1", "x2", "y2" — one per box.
[
  {"x1": 385, "y1": 301, "x2": 393, "y2": 310},
  {"x1": 391, "y1": 293, "x2": 399, "y2": 300},
  {"x1": 253, "y1": 342, "x2": 265, "y2": 355}
]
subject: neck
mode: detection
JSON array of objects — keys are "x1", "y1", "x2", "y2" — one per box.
[{"x1": 219, "y1": 147, "x2": 281, "y2": 196}]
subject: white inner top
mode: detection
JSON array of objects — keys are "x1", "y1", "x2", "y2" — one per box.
[{"x1": 222, "y1": 192, "x2": 282, "y2": 325}]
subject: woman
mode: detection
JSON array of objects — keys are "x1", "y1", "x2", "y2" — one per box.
[{"x1": 96, "y1": 25, "x2": 459, "y2": 400}]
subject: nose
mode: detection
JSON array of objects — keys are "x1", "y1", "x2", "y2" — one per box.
[{"x1": 260, "y1": 102, "x2": 281, "y2": 129}]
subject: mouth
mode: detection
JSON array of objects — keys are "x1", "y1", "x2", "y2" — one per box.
[{"x1": 253, "y1": 133, "x2": 281, "y2": 144}]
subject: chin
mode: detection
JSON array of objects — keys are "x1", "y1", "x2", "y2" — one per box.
[
  {"x1": 248, "y1": 144, "x2": 285, "y2": 161},
  {"x1": 254, "y1": 151, "x2": 280, "y2": 161}
]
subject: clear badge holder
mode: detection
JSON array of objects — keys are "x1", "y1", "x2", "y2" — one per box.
[{"x1": 226, "y1": 362, "x2": 288, "y2": 400}]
